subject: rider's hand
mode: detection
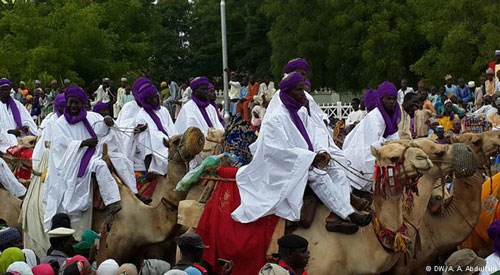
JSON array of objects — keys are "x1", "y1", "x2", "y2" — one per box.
[
  {"x1": 103, "y1": 116, "x2": 114, "y2": 127},
  {"x1": 135, "y1": 124, "x2": 148, "y2": 134},
  {"x1": 81, "y1": 138, "x2": 98, "y2": 148},
  {"x1": 312, "y1": 152, "x2": 331, "y2": 169}
]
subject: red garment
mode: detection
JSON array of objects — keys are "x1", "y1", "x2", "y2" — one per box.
[
  {"x1": 6, "y1": 145, "x2": 33, "y2": 186},
  {"x1": 489, "y1": 61, "x2": 497, "y2": 72},
  {"x1": 197, "y1": 167, "x2": 279, "y2": 275},
  {"x1": 279, "y1": 260, "x2": 308, "y2": 275}
]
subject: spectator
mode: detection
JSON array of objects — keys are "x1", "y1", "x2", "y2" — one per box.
[
  {"x1": 96, "y1": 259, "x2": 119, "y2": 275},
  {"x1": 164, "y1": 77, "x2": 181, "y2": 120},
  {"x1": 40, "y1": 227, "x2": 76, "y2": 268},
  {"x1": 428, "y1": 86, "x2": 440, "y2": 107},
  {"x1": 0, "y1": 247, "x2": 25, "y2": 274},
  {"x1": 237, "y1": 75, "x2": 259, "y2": 122},
  {"x1": 119, "y1": 86, "x2": 134, "y2": 108},
  {"x1": 489, "y1": 99, "x2": 500, "y2": 130},
  {"x1": 486, "y1": 68, "x2": 496, "y2": 96},
  {"x1": 438, "y1": 100, "x2": 459, "y2": 132},
  {"x1": 444, "y1": 249, "x2": 485, "y2": 275},
  {"x1": 251, "y1": 95, "x2": 266, "y2": 131},
  {"x1": 63, "y1": 79, "x2": 71, "y2": 89},
  {"x1": 114, "y1": 77, "x2": 127, "y2": 118},
  {"x1": 228, "y1": 72, "x2": 241, "y2": 116},
  {"x1": 0, "y1": 227, "x2": 22, "y2": 252},
  {"x1": 63, "y1": 261, "x2": 93, "y2": 275},
  {"x1": 345, "y1": 98, "x2": 365, "y2": 128},
  {"x1": 427, "y1": 118, "x2": 439, "y2": 137},
  {"x1": 13, "y1": 84, "x2": 24, "y2": 102},
  {"x1": 93, "y1": 78, "x2": 111, "y2": 106},
  {"x1": 32, "y1": 264, "x2": 56, "y2": 275},
  {"x1": 140, "y1": 259, "x2": 171, "y2": 275},
  {"x1": 414, "y1": 94, "x2": 436, "y2": 138},
  {"x1": 434, "y1": 125, "x2": 447, "y2": 144},
  {"x1": 397, "y1": 79, "x2": 414, "y2": 105},
  {"x1": 6, "y1": 262, "x2": 33, "y2": 275},
  {"x1": 117, "y1": 264, "x2": 138, "y2": 275},
  {"x1": 258, "y1": 75, "x2": 275, "y2": 102},
  {"x1": 444, "y1": 119, "x2": 462, "y2": 139},
  {"x1": 488, "y1": 49, "x2": 500, "y2": 81},
  {"x1": 419, "y1": 90, "x2": 436, "y2": 114},
  {"x1": 275, "y1": 234, "x2": 309, "y2": 275},
  {"x1": 456, "y1": 78, "x2": 472, "y2": 108},
  {"x1": 435, "y1": 94, "x2": 447, "y2": 115},
  {"x1": 19, "y1": 81, "x2": 30, "y2": 97},
  {"x1": 444, "y1": 74, "x2": 458, "y2": 98},
  {"x1": 25, "y1": 95, "x2": 33, "y2": 113},
  {"x1": 160, "y1": 81, "x2": 170, "y2": 105}
]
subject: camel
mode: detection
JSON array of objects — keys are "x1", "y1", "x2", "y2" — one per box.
[
  {"x1": 385, "y1": 139, "x2": 481, "y2": 274},
  {"x1": 91, "y1": 126, "x2": 206, "y2": 263},
  {"x1": 294, "y1": 143, "x2": 434, "y2": 274},
  {"x1": 0, "y1": 188, "x2": 21, "y2": 230}
]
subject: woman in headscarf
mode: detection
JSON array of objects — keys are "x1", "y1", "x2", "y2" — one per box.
[
  {"x1": 6, "y1": 261, "x2": 33, "y2": 275},
  {"x1": 139, "y1": 259, "x2": 171, "y2": 275},
  {"x1": 132, "y1": 77, "x2": 178, "y2": 176},
  {"x1": 0, "y1": 247, "x2": 25, "y2": 273},
  {"x1": 342, "y1": 81, "x2": 401, "y2": 191},
  {"x1": 43, "y1": 86, "x2": 121, "y2": 235},
  {"x1": 96, "y1": 259, "x2": 118, "y2": 275},
  {"x1": 32, "y1": 264, "x2": 55, "y2": 275},
  {"x1": 438, "y1": 99, "x2": 459, "y2": 132},
  {"x1": 22, "y1": 249, "x2": 37, "y2": 268}
]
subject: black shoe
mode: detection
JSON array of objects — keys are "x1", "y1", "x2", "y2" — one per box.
[
  {"x1": 348, "y1": 212, "x2": 372, "y2": 227},
  {"x1": 135, "y1": 193, "x2": 152, "y2": 205},
  {"x1": 325, "y1": 212, "x2": 359, "y2": 234}
]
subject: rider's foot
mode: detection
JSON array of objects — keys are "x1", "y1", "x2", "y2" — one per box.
[
  {"x1": 325, "y1": 212, "x2": 359, "y2": 234},
  {"x1": 135, "y1": 193, "x2": 152, "y2": 205},
  {"x1": 348, "y1": 212, "x2": 372, "y2": 227},
  {"x1": 350, "y1": 193, "x2": 370, "y2": 212}
]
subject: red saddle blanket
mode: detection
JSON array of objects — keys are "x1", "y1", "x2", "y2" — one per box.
[
  {"x1": 197, "y1": 167, "x2": 279, "y2": 275},
  {"x1": 7, "y1": 145, "x2": 33, "y2": 186}
]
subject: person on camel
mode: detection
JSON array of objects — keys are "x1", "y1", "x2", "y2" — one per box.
[
  {"x1": 232, "y1": 72, "x2": 371, "y2": 234},
  {"x1": 43, "y1": 86, "x2": 122, "y2": 234},
  {"x1": 342, "y1": 81, "x2": 401, "y2": 192}
]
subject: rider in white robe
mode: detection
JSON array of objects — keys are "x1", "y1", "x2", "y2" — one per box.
[
  {"x1": 43, "y1": 86, "x2": 121, "y2": 231},
  {"x1": 115, "y1": 100, "x2": 141, "y2": 162},
  {"x1": 0, "y1": 157, "x2": 26, "y2": 197},
  {"x1": 232, "y1": 72, "x2": 369, "y2": 233},
  {"x1": 0, "y1": 78, "x2": 38, "y2": 153},
  {"x1": 342, "y1": 81, "x2": 401, "y2": 191}
]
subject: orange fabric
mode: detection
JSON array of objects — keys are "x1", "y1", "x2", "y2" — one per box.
[
  {"x1": 237, "y1": 83, "x2": 259, "y2": 122},
  {"x1": 462, "y1": 172, "x2": 500, "y2": 253},
  {"x1": 246, "y1": 82, "x2": 259, "y2": 101},
  {"x1": 423, "y1": 100, "x2": 436, "y2": 115}
]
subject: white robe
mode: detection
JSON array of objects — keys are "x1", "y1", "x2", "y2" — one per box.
[
  {"x1": 32, "y1": 112, "x2": 59, "y2": 167},
  {"x1": 115, "y1": 101, "x2": 141, "y2": 162},
  {"x1": 232, "y1": 91, "x2": 354, "y2": 223},
  {"x1": 342, "y1": 108, "x2": 399, "y2": 191},
  {"x1": 175, "y1": 99, "x2": 225, "y2": 135},
  {"x1": 0, "y1": 157, "x2": 26, "y2": 197},
  {"x1": 0, "y1": 96, "x2": 38, "y2": 153},
  {"x1": 481, "y1": 253, "x2": 500, "y2": 275},
  {"x1": 134, "y1": 106, "x2": 178, "y2": 175},
  {"x1": 43, "y1": 112, "x2": 120, "y2": 230}
]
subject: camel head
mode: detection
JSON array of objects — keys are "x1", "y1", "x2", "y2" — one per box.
[
  {"x1": 17, "y1": 135, "x2": 37, "y2": 148},
  {"x1": 451, "y1": 131, "x2": 500, "y2": 165},
  {"x1": 371, "y1": 143, "x2": 433, "y2": 181},
  {"x1": 166, "y1": 126, "x2": 205, "y2": 164}
]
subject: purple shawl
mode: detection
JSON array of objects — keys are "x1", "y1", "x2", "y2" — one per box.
[
  {"x1": 133, "y1": 78, "x2": 169, "y2": 137},
  {"x1": 488, "y1": 220, "x2": 500, "y2": 255},
  {"x1": 284, "y1": 58, "x2": 310, "y2": 74},
  {"x1": 364, "y1": 89, "x2": 377, "y2": 112},
  {"x1": 375, "y1": 81, "x2": 401, "y2": 138},
  {"x1": 92, "y1": 102, "x2": 109, "y2": 114},
  {"x1": 208, "y1": 82, "x2": 225, "y2": 127},
  {"x1": 279, "y1": 72, "x2": 313, "y2": 151},
  {"x1": 54, "y1": 93, "x2": 66, "y2": 117},
  {"x1": 191, "y1": 93, "x2": 214, "y2": 128},
  {"x1": 0, "y1": 78, "x2": 23, "y2": 130},
  {"x1": 64, "y1": 86, "x2": 97, "y2": 178}
]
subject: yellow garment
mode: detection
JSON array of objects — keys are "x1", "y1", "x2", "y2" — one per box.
[
  {"x1": 486, "y1": 80, "x2": 496, "y2": 96},
  {"x1": 398, "y1": 107, "x2": 412, "y2": 139},
  {"x1": 438, "y1": 114, "x2": 458, "y2": 132},
  {"x1": 462, "y1": 172, "x2": 500, "y2": 253}
]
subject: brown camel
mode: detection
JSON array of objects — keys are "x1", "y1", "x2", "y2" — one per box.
[
  {"x1": 0, "y1": 188, "x2": 21, "y2": 230},
  {"x1": 91, "y1": 126, "x2": 205, "y2": 263},
  {"x1": 294, "y1": 143, "x2": 433, "y2": 274},
  {"x1": 386, "y1": 139, "x2": 480, "y2": 274}
]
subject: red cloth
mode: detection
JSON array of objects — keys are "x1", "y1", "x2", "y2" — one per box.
[
  {"x1": 197, "y1": 167, "x2": 279, "y2": 275},
  {"x1": 489, "y1": 61, "x2": 497, "y2": 72},
  {"x1": 6, "y1": 145, "x2": 33, "y2": 186}
]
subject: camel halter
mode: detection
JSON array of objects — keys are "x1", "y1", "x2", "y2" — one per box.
[
  {"x1": 371, "y1": 212, "x2": 412, "y2": 260},
  {"x1": 373, "y1": 146, "x2": 419, "y2": 213}
]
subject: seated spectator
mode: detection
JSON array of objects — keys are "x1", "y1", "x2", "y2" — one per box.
[
  {"x1": 444, "y1": 249, "x2": 485, "y2": 275},
  {"x1": 439, "y1": 100, "x2": 459, "y2": 132},
  {"x1": 427, "y1": 118, "x2": 439, "y2": 137},
  {"x1": 96, "y1": 259, "x2": 119, "y2": 275},
  {"x1": 0, "y1": 247, "x2": 25, "y2": 274},
  {"x1": 63, "y1": 260, "x2": 93, "y2": 275},
  {"x1": 345, "y1": 98, "x2": 366, "y2": 128},
  {"x1": 40, "y1": 227, "x2": 76, "y2": 268},
  {"x1": 456, "y1": 78, "x2": 472, "y2": 108},
  {"x1": 251, "y1": 95, "x2": 266, "y2": 131},
  {"x1": 6, "y1": 261, "x2": 33, "y2": 275},
  {"x1": 0, "y1": 226, "x2": 22, "y2": 252},
  {"x1": 117, "y1": 263, "x2": 138, "y2": 275},
  {"x1": 32, "y1": 263, "x2": 56, "y2": 275},
  {"x1": 140, "y1": 259, "x2": 171, "y2": 275}
]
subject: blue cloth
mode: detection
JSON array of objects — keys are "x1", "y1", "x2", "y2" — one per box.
[
  {"x1": 31, "y1": 96, "x2": 41, "y2": 116},
  {"x1": 456, "y1": 85, "x2": 472, "y2": 103},
  {"x1": 185, "y1": 266, "x2": 203, "y2": 275},
  {"x1": 224, "y1": 115, "x2": 257, "y2": 166},
  {"x1": 239, "y1": 86, "x2": 248, "y2": 99},
  {"x1": 444, "y1": 84, "x2": 458, "y2": 98}
]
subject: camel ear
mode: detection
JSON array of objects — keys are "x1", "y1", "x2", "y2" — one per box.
[{"x1": 371, "y1": 145, "x2": 381, "y2": 159}]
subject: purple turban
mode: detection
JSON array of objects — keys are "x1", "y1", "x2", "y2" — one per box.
[
  {"x1": 0, "y1": 78, "x2": 12, "y2": 87},
  {"x1": 208, "y1": 82, "x2": 215, "y2": 90},
  {"x1": 488, "y1": 220, "x2": 500, "y2": 255},
  {"x1": 190, "y1": 76, "x2": 210, "y2": 91},
  {"x1": 364, "y1": 89, "x2": 377, "y2": 112},
  {"x1": 284, "y1": 58, "x2": 310, "y2": 74},
  {"x1": 54, "y1": 94, "x2": 66, "y2": 117},
  {"x1": 279, "y1": 72, "x2": 312, "y2": 151},
  {"x1": 375, "y1": 81, "x2": 401, "y2": 137},
  {"x1": 63, "y1": 86, "x2": 96, "y2": 178},
  {"x1": 279, "y1": 71, "x2": 304, "y2": 93},
  {"x1": 133, "y1": 78, "x2": 171, "y2": 136},
  {"x1": 92, "y1": 102, "x2": 109, "y2": 114}
]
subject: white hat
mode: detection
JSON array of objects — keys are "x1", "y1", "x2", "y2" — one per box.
[
  {"x1": 495, "y1": 50, "x2": 500, "y2": 56},
  {"x1": 48, "y1": 227, "x2": 75, "y2": 237},
  {"x1": 468, "y1": 81, "x2": 475, "y2": 88},
  {"x1": 121, "y1": 77, "x2": 127, "y2": 82},
  {"x1": 63, "y1": 79, "x2": 71, "y2": 85}
]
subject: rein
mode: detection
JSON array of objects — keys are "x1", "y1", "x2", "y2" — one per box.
[{"x1": 371, "y1": 211, "x2": 412, "y2": 262}]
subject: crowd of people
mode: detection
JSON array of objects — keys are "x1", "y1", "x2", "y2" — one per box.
[{"x1": 3, "y1": 52, "x2": 500, "y2": 274}]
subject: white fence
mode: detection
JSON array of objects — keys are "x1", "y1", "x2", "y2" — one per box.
[{"x1": 318, "y1": 102, "x2": 353, "y2": 120}]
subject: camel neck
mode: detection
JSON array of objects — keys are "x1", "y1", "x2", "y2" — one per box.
[{"x1": 373, "y1": 193, "x2": 403, "y2": 232}]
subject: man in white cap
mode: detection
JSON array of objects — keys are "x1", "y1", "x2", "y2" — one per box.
[
  {"x1": 114, "y1": 77, "x2": 127, "y2": 117},
  {"x1": 444, "y1": 74, "x2": 458, "y2": 98},
  {"x1": 40, "y1": 227, "x2": 76, "y2": 267},
  {"x1": 486, "y1": 68, "x2": 496, "y2": 96},
  {"x1": 93, "y1": 78, "x2": 111, "y2": 106}
]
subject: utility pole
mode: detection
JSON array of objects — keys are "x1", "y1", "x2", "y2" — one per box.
[{"x1": 220, "y1": 0, "x2": 230, "y2": 121}]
